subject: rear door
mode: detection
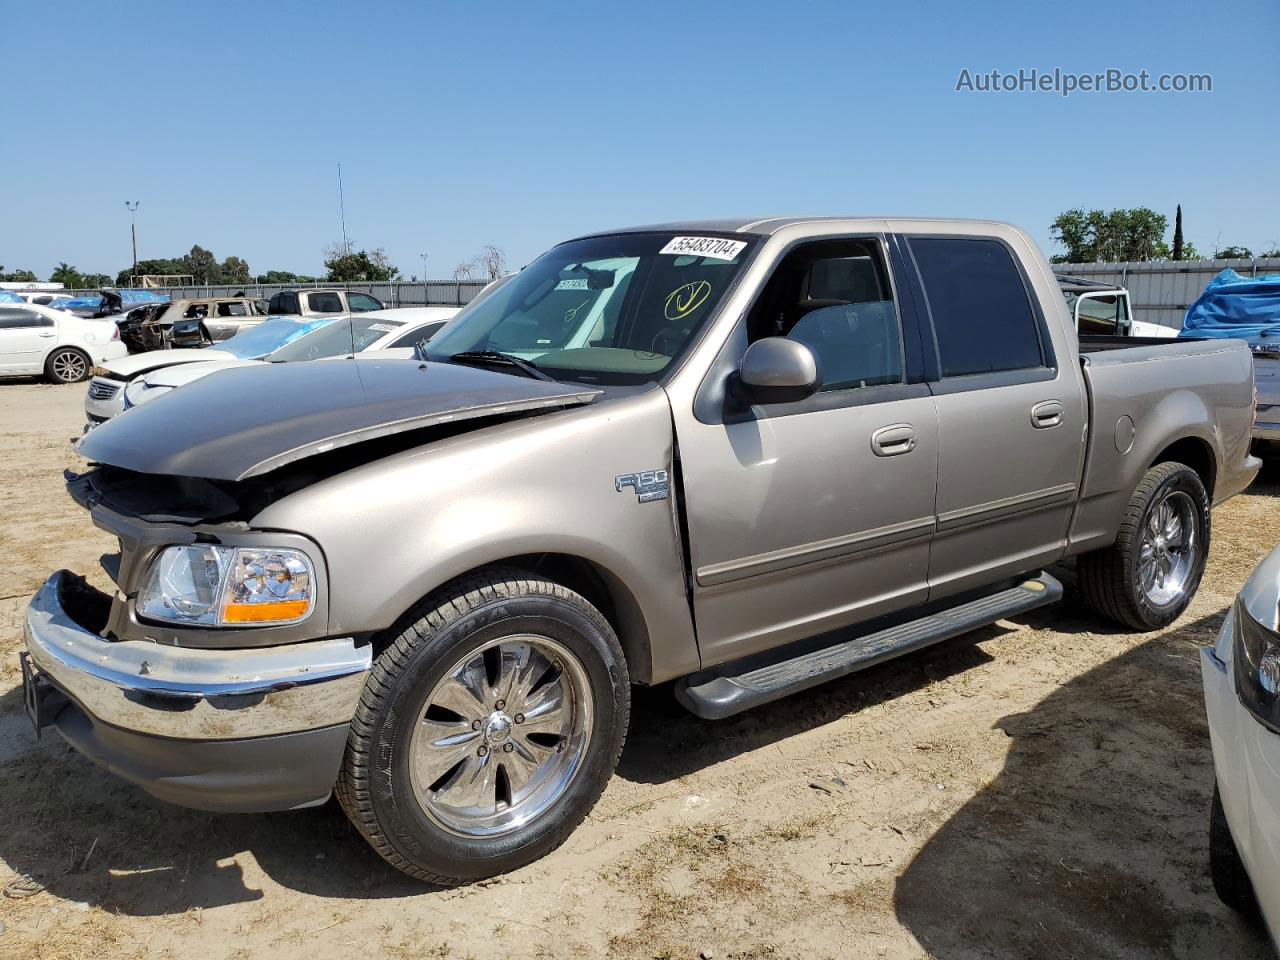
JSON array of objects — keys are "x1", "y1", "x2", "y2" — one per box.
[
  {"x1": 676, "y1": 236, "x2": 940, "y2": 666},
  {"x1": 900, "y1": 234, "x2": 1087, "y2": 598}
]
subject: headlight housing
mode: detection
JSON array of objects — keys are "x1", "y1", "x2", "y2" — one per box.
[
  {"x1": 1232, "y1": 598, "x2": 1280, "y2": 731},
  {"x1": 138, "y1": 545, "x2": 316, "y2": 627}
]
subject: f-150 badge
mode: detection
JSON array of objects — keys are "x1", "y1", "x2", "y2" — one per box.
[{"x1": 615, "y1": 469, "x2": 669, "y2": 503}]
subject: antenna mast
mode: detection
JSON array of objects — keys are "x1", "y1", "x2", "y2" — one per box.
[{"x1": 338, "y1": 162, "x2": 349, "y2": 255}]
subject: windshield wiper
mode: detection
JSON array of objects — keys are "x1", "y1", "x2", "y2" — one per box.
[{"x1": 444, "y1": 350, "x2": 555, "y2": 381}]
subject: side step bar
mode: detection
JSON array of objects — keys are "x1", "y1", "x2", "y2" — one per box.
[{"x1": 676, "y1": 572, "x2": 1063, "y2": 720}]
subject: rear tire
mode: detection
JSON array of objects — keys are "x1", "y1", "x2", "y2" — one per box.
[
  {"x1": 1210, "y1": 783, "x2": 1258, "y2": 916},
  {"x1": 44, "y1": 347, "x2": 91, "y2": 384},
  {"x1": 336, "y1": 568, "x2": 629, "y2": 885},
  {"x1": 1078, "y1": 461, "x2": 1209, "y2": 630}
]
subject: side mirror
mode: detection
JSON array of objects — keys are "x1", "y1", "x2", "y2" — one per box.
[{"x1": 736, "y1": 337, "x2": 821, "y2": 404}]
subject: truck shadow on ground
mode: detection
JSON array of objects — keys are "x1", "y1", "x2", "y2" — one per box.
[{"x1": 892, "y1": 604, "x2": 1274, "y2": 959}]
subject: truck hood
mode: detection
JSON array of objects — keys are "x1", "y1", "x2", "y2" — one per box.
[
  {"x1": 77, "y1": 358, "x2": 602, "y2": 481},
  {"x1": 103, "y1": 348, "x2": 236, "y2": 379}
]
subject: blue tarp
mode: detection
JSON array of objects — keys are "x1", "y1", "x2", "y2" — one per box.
[
  {"x1": 1180, "y1": 269, "x2": 1280, "y2": 340},
  {"x1": 57, "y1": 289, "x2": 171, "y2": 312},
  {"x1": 0, "y1": 291, "x2": 24, "y2": 303}
]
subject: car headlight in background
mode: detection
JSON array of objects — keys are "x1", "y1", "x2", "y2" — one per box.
[
  {"x1": 1232, "y1": 597, "x2": 1280, "y2": 731},
  {"x1": 122, "y1": 379, "x2": 173, "y2": 409},
  {"x1": 137, "y1": 545, "x2": 316, "y2": 627}
]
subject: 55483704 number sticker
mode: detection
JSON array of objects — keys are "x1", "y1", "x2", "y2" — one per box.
[{"x1": 659, "y1": 236, "x2": 748, "y2": 261}]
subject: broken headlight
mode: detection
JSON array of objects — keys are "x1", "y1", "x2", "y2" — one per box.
[
  {"x1": 138, "y1": 545, "x2": 315, "y2": 627},
  {"x1": 1233, "y1": 598, "x2": 1280, "y2": 731}
]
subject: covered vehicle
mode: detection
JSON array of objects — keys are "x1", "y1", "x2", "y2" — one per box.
[{"x1": 1181, "y1": 268, "x2": 1280, "y2": 447}]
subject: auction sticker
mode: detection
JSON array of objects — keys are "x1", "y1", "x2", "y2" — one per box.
[{"x1": 659, "y1": 236, "x2": 748, "y2": 261}]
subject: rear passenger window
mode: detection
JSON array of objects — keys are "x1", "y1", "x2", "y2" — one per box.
[
  {"x1": 909, "y1": 237, "x2": 1044, "y2": 377},
  {"x1": 309, "y1": 292, "x2": 344, "y2": 313}
]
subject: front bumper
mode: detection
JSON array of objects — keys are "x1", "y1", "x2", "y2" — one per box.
[
  {"x1": 1202, "y1": 619, "x2": 1280, "y2": 945},
  {"x1": 23, "y1": 571, "x2": 371, "y2": 811}
]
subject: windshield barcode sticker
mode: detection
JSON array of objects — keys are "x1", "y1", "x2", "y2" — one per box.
[
  {"x1": 555, "y1": 278, "x2": 590, "y2": 290},
  {"x1": 368, "y1": 323, "x2": 396, "y2": 332},
  {"x1": 659, "y1": 236, "x2": 748, "y2": 261}
]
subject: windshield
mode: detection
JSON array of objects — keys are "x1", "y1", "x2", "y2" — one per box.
[
  {"x1": 426, "y1": 232, "x2": 757, "y2": 384},
  {"x1": 266, "y1": 316, "x2": 404, "y2": 362},
  {"x1": 218, "y1": 317, "x2": 333, "y2": 359}
]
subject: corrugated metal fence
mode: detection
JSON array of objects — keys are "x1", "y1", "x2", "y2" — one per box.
[
  {"x1": 58, "y1": 280, "x2": 492, "y2": 307},
  {"x1": 1053, "y1": 258, "x2": 1280, "y2": 330}
]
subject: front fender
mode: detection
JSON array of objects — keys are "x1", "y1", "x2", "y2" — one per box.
[{"x1": 252, "y1": 388, "x2": 699, "y2": 682}]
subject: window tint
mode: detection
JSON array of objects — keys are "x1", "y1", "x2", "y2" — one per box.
[
  {"x1": 0, "y1": 308, "x2": 53, "y2": 329},
  {"x1": 268, "y1": 293, "x2": 300, "y2": 315},
  {"x1": 348, "y1": 293, "x2": 383, "y2": 312},
  {"x1": 308, "y1": 292, "x2": 344, "y2": 313},
  {"x1": 747, "y1": 239, "x2": 903, "y2": 392},
  {"x1": 909, "y1": 237, "x2": 1043, "y2": 377},
  {"x1": 389, "y1": 322, "x2": 445, "y2": 348}
]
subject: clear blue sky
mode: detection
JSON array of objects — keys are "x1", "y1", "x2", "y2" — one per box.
[{"x1": 4, "y1": 0, "x2": 1278, "y2": 281}]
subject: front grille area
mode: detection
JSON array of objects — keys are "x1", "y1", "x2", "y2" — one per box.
[{"x1": 87, "y1": 379, "x2": 121, "y2": 401}]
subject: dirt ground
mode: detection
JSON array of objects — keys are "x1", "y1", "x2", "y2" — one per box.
[{"x1": 1, "y1": 379, "x2": 1277, "y2": 960}]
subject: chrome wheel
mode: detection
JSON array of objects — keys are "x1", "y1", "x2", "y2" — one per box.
[
  {"x1": 408, "y1": 635, "x2": 592, "y2": 838},
  {"x1": 1138, "y1": 490, "x2": 1198, "y2": 607},
  {"x1": 51, "y1": 350, "x2": 87, "y2": 383}
]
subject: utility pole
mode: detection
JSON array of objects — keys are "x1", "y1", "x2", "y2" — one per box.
[
  {"x1": 420, "y1": 253, "x2": 429, "y2": 281},
  {"x1": 125, "y1": 201, "x2": 140, "y2": 284}
]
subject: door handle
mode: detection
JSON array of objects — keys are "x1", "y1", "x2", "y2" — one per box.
[
  {"x1": 1031, "y1": 400, "x2": 1064, "y2": 429},
  {"x1": 871, "y1": 423, "x2": 917, "y2": 457},
  {"x1": 38, "y1": 332, "x2": 55, "y2": 338}
]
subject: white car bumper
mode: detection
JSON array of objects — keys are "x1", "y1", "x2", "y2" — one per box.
[
  {"x1": 84, "y1": 375, "x2": 127, "y2": 428},
  {"x1": 1203, "y1": 612, "x2": 1280, "y2": 945}
]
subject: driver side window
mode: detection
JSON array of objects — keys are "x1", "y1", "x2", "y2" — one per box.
[{"x1": 745, "y1": 239, "x2": 903, "y2": 392}]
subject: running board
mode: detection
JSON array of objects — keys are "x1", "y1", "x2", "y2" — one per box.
[{"x1": 676, "y1": 572, "x2": 1063, "y2": 720}]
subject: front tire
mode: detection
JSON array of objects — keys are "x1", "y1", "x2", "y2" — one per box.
[
  {"x1": 337, "y1": 569, "x2": 630, "y2": 884},
  {"x1": 1210, "y1": 783, "x2": 1258, "y2": 916},
  {"x1": 1078, "y1": 461, "x2": 1209, "y2": 630},
  {"x1": 45, "y1": 347, "x2": 91, "y2": 384}
]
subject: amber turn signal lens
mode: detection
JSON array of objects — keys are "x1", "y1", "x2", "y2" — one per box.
[{"x1": 221, "y1": 600, "x2": 311, "y2": 624}]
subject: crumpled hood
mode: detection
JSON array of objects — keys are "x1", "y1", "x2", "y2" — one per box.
[
  {"x1": 77, "y1": 358, "x2": 602, "y2": 481},
  {"x1": 103, "y1": 348, "x2": 235, "y2": 379}
]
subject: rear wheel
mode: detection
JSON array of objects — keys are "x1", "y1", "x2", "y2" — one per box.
[
  {"x1": 45, "y1": 347, "x2": 91, "y2": 384},
  {"x1": 1078, "y1": 461, "x2": 1209, "y2": 630},
  {"x1": 1210, "y1": 783, "x2": 1258, "y2": 916},
  {"x1": 337, "y1": 569, "x2": 629, "y2": 884}
]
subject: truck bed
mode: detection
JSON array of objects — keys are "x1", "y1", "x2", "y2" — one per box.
[{"x1": 1068, "y1": 335, "x2": 1258, "y2": 555}]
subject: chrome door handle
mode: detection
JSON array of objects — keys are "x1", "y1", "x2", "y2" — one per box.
[
  {"x1": 38, "y1": 332, "x2": 55, "y2": 338},
  {"x1": 871, "y1": 423, "x2": 917, "y2": 457},
  {"x1": 1031, "y1": 400, "x2": 1064, "y2": 429}
]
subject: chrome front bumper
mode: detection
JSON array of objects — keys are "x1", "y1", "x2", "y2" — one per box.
[{"x1": 23, "y1": 571, "x2": 371, "y2": 741}]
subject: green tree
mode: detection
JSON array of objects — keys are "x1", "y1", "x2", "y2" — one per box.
[
  {"x1": 0, "y1": 266, "x2": 38, "y2": 282},
  {"x1": 1050, "y1": 207, "x2": 1169, "y2": 263},
  {"x1": 49, "y1": 263, "x2": 85, "y2": 288},
  {"x1": 221, "y1": 256, "x2": 251, "y2": 284},
  {"x1": 181, "y1": 245, "x2": 221, "y2": 283},
  {"x1": 80, "y1": 273, "x2": 111, "y2": 288},
  {"x1": 1213, "y1": 245, "x2": 1253, "y2": 259},
  {"x1": 1260, "y1": 247, "x2": 1280, "y2": 258},
  {"x1": 323, "y1": 242, "x2": 400, "y2": 281},
  {"x1": 116, "y1": 258, "x2": 186, "y2": 285},
  {"x1": 1172, "y1": 205, "x2": 1184, "y2": 261}
]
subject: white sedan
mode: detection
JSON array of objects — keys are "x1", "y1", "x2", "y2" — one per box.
[
  {"x1": 0, "y1": 303, "x2": 127, "y2": 383},
  {"x1": 1203, "y1": 545, "x2": 1280, "y2": 945},
  {"x1": 84, "y1": 307, "x2": 456, "y2": 427}
]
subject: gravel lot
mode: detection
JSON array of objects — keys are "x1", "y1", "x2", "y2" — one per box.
[{"x1": 0, "y1": 380, "x2": 1277, "y2": 960}]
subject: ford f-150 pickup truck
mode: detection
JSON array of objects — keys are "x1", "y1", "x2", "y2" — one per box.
[{"x1": 21, "y1": 217, "x2": 1260, "y2": 885}]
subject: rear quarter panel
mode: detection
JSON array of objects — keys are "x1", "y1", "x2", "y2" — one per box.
[
  {"x1": 1070, "y1": 339, "x2": 1257, "y2": 554},
  {"x1": 250, "y1": 388, "x2": 698, "y2": 683}
]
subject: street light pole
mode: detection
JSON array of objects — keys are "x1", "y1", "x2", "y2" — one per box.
[
  {"x1": 420, "y1": 254, "x2": 429, "y2": 302},
  {"x1": 124, "y1": 201, "x2": 140, "y2": 284}
]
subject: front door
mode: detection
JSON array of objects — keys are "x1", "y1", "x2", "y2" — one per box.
[
  {"x1": 0, "y1": 308, "x2": 57, "y2": 373},
  {"x1": 675, "y1": 237, "x2": 940, "y2": 667}
]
